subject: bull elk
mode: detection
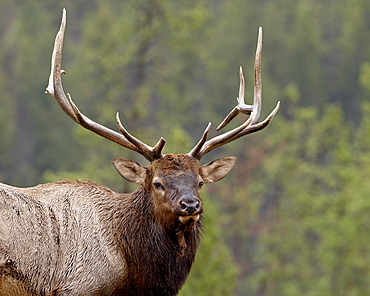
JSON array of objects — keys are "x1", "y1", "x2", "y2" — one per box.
[{"x1": 0, "y1": 9, "x2": 279, "y2": 296}]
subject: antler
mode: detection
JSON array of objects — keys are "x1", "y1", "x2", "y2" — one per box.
[
  {"x1": 45, "y1": 9, "x2": 165, "y2": 162},
  {"x1": 188, "y1": 27, "x2": 280, "y2": 160}
]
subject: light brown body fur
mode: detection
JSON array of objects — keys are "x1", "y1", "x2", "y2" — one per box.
[{"x1": 0, "y1": 180, "x2": 126, "y2": 295}]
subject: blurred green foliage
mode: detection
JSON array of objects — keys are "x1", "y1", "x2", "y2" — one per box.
[
  {"x1": 247, "y1": 103, "x2": 370, "y2": 295},
  {"x1": 0, "y1": 0, "x2": 370, "y2": 295}
]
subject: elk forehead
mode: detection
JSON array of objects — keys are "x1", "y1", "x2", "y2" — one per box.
[{"x1": 151, "y1": 154, "x2": 200, "y2": 173}]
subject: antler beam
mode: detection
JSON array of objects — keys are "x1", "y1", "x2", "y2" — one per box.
[
  {"x1": 45, "y1": 9, "x2": 165, "y2": 162},
  {"x1": 188, "y1": 27, "x2": 280, "y2": 160}
]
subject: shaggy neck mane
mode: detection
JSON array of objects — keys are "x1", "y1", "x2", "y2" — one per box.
[{"x1": 113, "y1": 187, "x2": 202, "y2": 296}]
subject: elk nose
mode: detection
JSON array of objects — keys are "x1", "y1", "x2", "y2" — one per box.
[{"x1": 179, "y1": 195, "x2": 201, "y2": 215}]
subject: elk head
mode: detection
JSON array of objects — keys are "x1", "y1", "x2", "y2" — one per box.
[
  {"x1": 45, "y1": 9, "x2": 279, "y2": 230},
  {"x1": 111, "y1": 154, "x2": 235, "y2": 233}
]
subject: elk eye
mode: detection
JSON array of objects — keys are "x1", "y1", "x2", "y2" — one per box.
[
  {"x1": 198, "y1": 181, "x2": 204, "y2": 189},
  {"x1": 153, "y1": 181, "x2": 164, "y2": 190}
]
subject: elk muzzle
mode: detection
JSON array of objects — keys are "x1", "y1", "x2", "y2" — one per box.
[{"x1": 176, "y1": 194, "x2": 202, "y2": 224}]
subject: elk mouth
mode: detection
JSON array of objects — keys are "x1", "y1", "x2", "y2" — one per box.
[{"x1": 178, "y1": 214, "x2": 200, "y2": 224}]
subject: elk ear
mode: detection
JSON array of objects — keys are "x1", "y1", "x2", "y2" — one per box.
[
  {"x1": 112, "y1": 157, "x2": 147, "y2": 184},
  {"x1": 199, "y1": 157, "x2": 237, "y2": 184}
]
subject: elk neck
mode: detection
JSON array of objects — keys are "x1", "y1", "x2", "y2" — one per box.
[{"x1": 113, "y1": 186, "x2": 202, "y2": 295}]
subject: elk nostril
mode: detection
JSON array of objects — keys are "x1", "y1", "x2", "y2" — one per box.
[
  {"x1": 180, "y1": 201, "x2": 187, "y2": 210},
  {"x1": 179, "y1": 198, "x2": 200, "y2": 214}
]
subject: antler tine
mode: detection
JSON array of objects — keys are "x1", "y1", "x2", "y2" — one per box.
[
  {"x1": 216, "y1": 66, "x2": 253, "y2": 131},
  {"x1": 250, "y1": 26, "x2": 263, "y2": 125},
  {"x1": 116, "y1": 113, "x2": 165, "y2": 160},
  {"x1": 46, "y1": 9, "x2": 165, "y2": 162},
  {"x1": 188, "y1": 27, "x2": 280, "y2": 160},
  {"x1": 45, "y1": 9, "x2": 75, "y2": 121},
  {"x1": 188, "y1": 122, "x2": 212, "y2": 158}
]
